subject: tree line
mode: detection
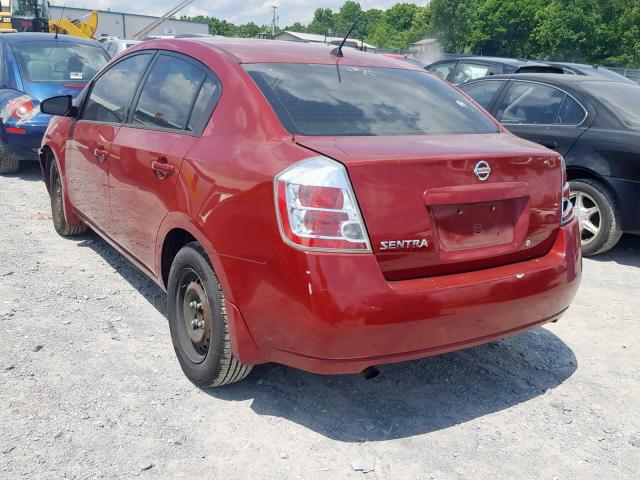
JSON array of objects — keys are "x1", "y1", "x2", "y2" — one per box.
[{"x1": 183, "y1": 0, "x2": 640, "y2": 67}]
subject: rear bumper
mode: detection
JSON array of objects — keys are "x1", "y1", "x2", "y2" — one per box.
[
  {"x1": 224, "y1": 220, "x2": 582, "y2": 374},
  {"x1": 1, "y1": 123, "x2": 47, "y2": 161}
]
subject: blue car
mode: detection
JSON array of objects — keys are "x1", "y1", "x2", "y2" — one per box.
[{"x1": 0, "y1": 33, "x2": 109, "y2": 173}]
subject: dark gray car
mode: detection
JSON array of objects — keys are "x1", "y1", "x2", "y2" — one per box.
[{"x1": 461, "y1": 73, "x2": 640, "y2": 256}]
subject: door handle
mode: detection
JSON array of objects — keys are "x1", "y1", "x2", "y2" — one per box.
[
  {"x1": 94, "y1": 144, "x2": 108, "y2": 163},
  {"x1": 151, "y1": 158, "x2": 175, "y2": 179},
  {"x1": 543, "y1": 141, "x2": 558, "y2": 150}
]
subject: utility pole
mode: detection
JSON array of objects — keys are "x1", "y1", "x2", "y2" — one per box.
[{"x1": 270, "y1": 4, "x2": 278, "y2": 38}]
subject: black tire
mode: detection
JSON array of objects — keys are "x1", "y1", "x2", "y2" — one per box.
[
  {"x1": 167, "y1": 242, "x2": 252, "y2": 387},
  {"x1": 569, "y1": 178, "x2": 622, "y2": 256},
  {"x1": 49, "y1": 161, "x2": 87, "y2": 237},
  {"x1": 0, "y1": 145, "x2": 19, "y2": 174}
]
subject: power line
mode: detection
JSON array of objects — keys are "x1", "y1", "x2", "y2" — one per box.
[{"x1": 270, "y1": 4, "x2": 278, "y2": 37}]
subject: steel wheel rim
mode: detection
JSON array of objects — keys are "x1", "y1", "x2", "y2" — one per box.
[
  {"x1": 569, "y1": 190, "x2": 601, "y2": 246},
  {"x1": 175, "y1": 268, "x2": 211, "y2": 364}
]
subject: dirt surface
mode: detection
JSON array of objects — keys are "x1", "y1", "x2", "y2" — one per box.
[{"x1": 1, "y1": 164, "x2": 639, "y2": 479}]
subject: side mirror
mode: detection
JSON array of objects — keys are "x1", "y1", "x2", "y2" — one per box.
[{"x1": 40, "y1": 95, "x2": 75, "y2": 117}]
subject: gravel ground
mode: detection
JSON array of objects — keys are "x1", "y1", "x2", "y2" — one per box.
[{"x1": 1, "y1": 164, "x2": 639, "y2": 480}]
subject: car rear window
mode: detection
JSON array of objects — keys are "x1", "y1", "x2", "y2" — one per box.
[
  {"x1": 244, "y1": 63, "x2": 499, "y2": 136},
  {"x1": 579, "y1": 81, "x2": 640, "y2": 130},
  {"x1": 12, "y1": 40, "x2": 108, "y2": 83}
]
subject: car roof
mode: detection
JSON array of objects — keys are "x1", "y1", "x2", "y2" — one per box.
[
  {"x1": 435, "y1": 56, "x2": 550, "y2": 67},
  {"x1": 545, "y1": 61, "x2": 593, "y2": 69},
  {"x1": 0, "y1": 32, "x2": 100, "y2": 47},
  {"x1": 137, "y1": 37, "x2": 417, "y2": 68},
  {"x1": 466, "y1": 72, "x2": 634, "y2": 86}
]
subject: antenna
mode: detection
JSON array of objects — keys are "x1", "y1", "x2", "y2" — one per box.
[
  {"x1": 331, "y1": 17, "x2": 359, "y2": 58},
  {"x1": 55, "y1": 4, "x2": 66, "y2": 39}
]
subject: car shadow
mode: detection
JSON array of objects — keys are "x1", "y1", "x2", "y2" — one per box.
[
  {"x1": 202, "y1": 329, "x2": 576, "y2": 441},
  {"x1": 4, "y1": 162, "x2": 42, "y2": 182},
  {"x1": 75, "y1": 230, "x2": 577, "y2": 442},
  {"x1": 589, "y1": 234, "x2": 640, "y2": 268},
  {"x1": 75, "y1": 232, "x2": 167, "y2": 317}
]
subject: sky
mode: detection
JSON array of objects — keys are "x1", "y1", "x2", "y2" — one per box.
[{"x1": 76, "y1": 1, "x2": 428, "y2": 28}]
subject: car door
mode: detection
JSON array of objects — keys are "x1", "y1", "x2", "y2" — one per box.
[
  {"x1": 65, "y1": 52, "x2": 152, "y2": 231},
  {"x1": 494, "y1": 80, "x2": 588, "y2": 155},
  {"x1": 108, "y1": 52, "x2": 221, "y2": 272}
]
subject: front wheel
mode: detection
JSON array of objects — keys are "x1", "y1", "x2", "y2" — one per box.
[
  {"x1": 569, "y1": 178, "x2": 622, "y2": 256},
  {"x1": 167, "y1": 242, "x2": 252, "y2": 387}
]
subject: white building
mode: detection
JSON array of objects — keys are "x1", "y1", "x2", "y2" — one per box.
[{"x1": 49, "y1": 6, "x2": 209, "y2": 39}]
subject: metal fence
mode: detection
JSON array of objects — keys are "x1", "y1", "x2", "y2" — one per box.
[{"x1": 608, "y1": 67, "x2": 640, "y2": 84}]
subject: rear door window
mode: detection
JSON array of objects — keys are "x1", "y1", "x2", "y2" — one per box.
[
  {"x1": 496, "y1": 81, "x2": 565, "y2": 125},
  {"x1": 186, "y1": 75, "x2": 222, "y2": 132},
  {"x1": 427, "y1": 61, "x2": 456, "y2": 80},
  {"x1": 461, "y1": 80, "x2": 506, "y2": 110},
  {"x1": 556, "y1": 95, "x2": 586, "y2": 125},
  {"x1": 82, "y1": 53, "x2": 151, "y2": 124},
  {"x1": 451, "y1": 62, "x2": 495, "y2": 84},
  {"x1": 131, "y1": 54, "x2": 206, "y2": 131}
]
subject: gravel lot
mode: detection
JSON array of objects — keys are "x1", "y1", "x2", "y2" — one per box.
[{"x1": 1, "y1": 164, "x2": 639, "y2": 479}]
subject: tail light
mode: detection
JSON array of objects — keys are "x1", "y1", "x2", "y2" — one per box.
[
  {"x1": 560, "y1": 156, "x2": 574, "y2": 225},
  {"x1": 274, "y1": 157, "x2": 372, "y2": 252},
  {"x1": 1, "y1": 95, "x2": 39, "y2": 123}
]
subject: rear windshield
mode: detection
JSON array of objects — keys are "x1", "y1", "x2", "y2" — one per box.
[
  {"x1": 244, "y1": 63, "x2": 499, "y2": 136},
  {"x1": 580, "y1": 81, "x2": 640, "y2": 130},
  {"x1": 12, "y1": 41, "x2": 108, "y2": 83}
]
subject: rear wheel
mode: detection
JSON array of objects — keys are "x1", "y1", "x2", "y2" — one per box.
[
  {"x1": 167, "y1": 242, "x2": 252, "y2": 387},
  {"x1": 49, "y1": 161, "x2": 87, "y2": 237},
  {"x1": 0, "y1": 145, "x2": 19, "y2": 174},
  {"x1": 569, "y1": 178, "x2": 622, "y2": 256}
]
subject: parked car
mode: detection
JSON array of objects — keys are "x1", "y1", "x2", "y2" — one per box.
[
  {"x1": 101, "y1": 39, "x2": 142, "y2": 58},
  {"x1": 381, "y1": 53, "x2": 426, "y2": 68},
  {"x1": 461, "y1": 73, "x2": 640, "y2": 255},
  {"x1": 0, "y1": 32, "x2": 108, "y2": 173},
  {"x1": 426, "y1": 56, "x2": 564, "y2": 84},
  {"x1": 545, "y1": 62, "x2": 636, "y2": 83},
  {"x1": 38, "y1": 39, "x2": 581, "y2": 386}
]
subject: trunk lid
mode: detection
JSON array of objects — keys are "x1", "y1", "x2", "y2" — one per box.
[
  {"x1": 296, "y1": 133, "x2": 562, "y2": 280},
  {"x1": 22, "y1": 82, "x2": 88, "y2": 101}
]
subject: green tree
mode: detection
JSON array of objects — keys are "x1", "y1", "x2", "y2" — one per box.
[
  {"x1": 308, "y1": 8, "x2": 335, "y2": 35},
  {"x1": 237, "y1": 22, "x2": 261, "y2": 38},
  {"x1": 383, "y1": 3, "x2": 419, "y2": 31},
  {"x1": 286, "y1": 22, "x2": 307, "y2": 33},
  {"x1": 531, "y1": 0, "x2": 604, "y2": 62},
  {"x1": 471, "y1": 0, "x2": 545, "y2": 57},
  {"x1": 334, "y1": 1, "x2": 365, "y2": 37}
]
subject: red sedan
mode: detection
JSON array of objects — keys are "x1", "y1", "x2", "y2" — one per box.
[{"x1": 37, "y1": 38, "x2": 581, "y2": 386}]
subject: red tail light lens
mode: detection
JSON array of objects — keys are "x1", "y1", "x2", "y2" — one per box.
[
  {"x1": 275, "y1": 157, "x2": 372, "y2": 252},
  {"x1": 560, "y1": 157, "x2": 574, "y2": 225},
  {"x1": 1, "y1": 95, "x2": 39, "y2": 123}
]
